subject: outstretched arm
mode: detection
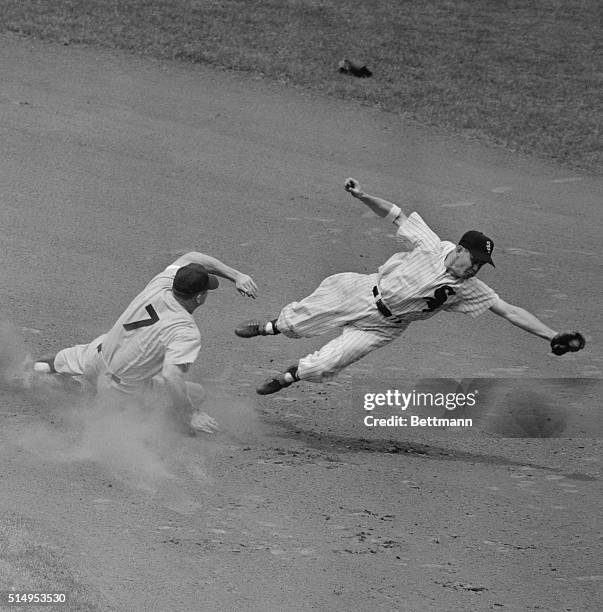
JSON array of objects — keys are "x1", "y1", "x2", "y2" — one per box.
[
  {"x1": 490, "y1": 298, "x2": 586, "y2": 355},
  {"x1": 160, "y1": 363, "x2": 194, "y2": 409},
  {"x1": 160, "y1": 363, "x2": 219, "y2": 433},
  {"x1": 489, "y1": 298, "x2": 556, "y2": 340},
  {"x1": 344, "y1": 177, "x2": 408, "y2": 224},
  {"x1": 172, "y1": 252, "x2": 258, "y2": 298}
]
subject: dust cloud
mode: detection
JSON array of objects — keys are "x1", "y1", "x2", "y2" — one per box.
[{"x1": 0, "y1": 318, "x2": 268, "y2": 494}]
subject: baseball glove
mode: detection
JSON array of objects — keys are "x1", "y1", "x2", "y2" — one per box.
[{"x1": 550, "y1": 331, "x2": 586, "y2": 356}]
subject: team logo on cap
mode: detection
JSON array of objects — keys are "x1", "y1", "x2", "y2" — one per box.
[{"x1": 485, "y1": 240, "x2": 492, "y2": 254}]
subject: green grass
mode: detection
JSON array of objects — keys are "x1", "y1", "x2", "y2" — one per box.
[{"x1": 1, "y1": 0, "x2": 601, "y2": 172}]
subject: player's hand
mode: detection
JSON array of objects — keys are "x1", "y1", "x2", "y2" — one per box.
[
  {"x1": 344, "y1": 177, "x2": 363, "y2": 198},
  {"x1": 190, "y1": 411, "x2": 221, "y2": 434},
  {"x1": 235, "y1": 274, "x2": 258, "y2": 299}
]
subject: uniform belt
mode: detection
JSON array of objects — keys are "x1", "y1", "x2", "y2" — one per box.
[
  {"x1": 372, "y1": 286, "x2": 394, "y2": 318},
  {"x1": 96, "y1": 343, "x2": 122, "y2": 384}
]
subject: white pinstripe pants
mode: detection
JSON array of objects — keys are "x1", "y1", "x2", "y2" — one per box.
[{"x1": 276, "y1": 272, "x2": 408, "y2": 383}]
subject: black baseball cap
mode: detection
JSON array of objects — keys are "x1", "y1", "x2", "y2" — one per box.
[
  {"x1": 173, "y1": 263, "x2": 219, "y2": 296},
  {"x1": 459, "y1": 230, "x2": 495, "y2": 266}
]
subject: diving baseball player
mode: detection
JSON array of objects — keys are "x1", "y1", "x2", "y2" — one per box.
[
  {"x1": 236, "y1": 178, "x2": 586, "y2": 395},
  {"x1": 34, "y1": 251, "x2": 258, "y2": 432}
]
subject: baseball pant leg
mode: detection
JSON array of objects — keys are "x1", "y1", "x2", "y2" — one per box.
[
  {"x1": 54, "y1": 334, "x2": 106, "y2": 381},
  {"x1": 297, "y1": 325, "x2": 404, "y2": 383},
  {"x1": 277, "y1": 272, "x2": 374, "y2": 338}
]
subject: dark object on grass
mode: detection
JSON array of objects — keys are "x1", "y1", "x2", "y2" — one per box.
[{"x1": 338, "y1": 58, "x2": 372, "y2": 78}]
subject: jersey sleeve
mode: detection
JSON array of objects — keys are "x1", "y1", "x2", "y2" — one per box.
[
  {"x1": 445, "y1": 278, "x2": 499, "y2": 318},
  {"x1": 162, "y1": 324, "x2": 202, "y2": 367},
  {"x1": 394, "y1": 212, "x2": 442, "y2": 251}
]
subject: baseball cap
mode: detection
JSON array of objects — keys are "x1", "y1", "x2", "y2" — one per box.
[
  {"x1": 173, "y1": 263, "x2": 219, "y2": 296},
  {"x1": 459, "y1": 230, "x2": 495, "y2": 266}
]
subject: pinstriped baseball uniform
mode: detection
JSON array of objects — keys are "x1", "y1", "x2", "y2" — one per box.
[
  {"x1": 276, "y1": 212, "x2": 499, "y2": 383},
  {"x1": 54, "y1": 264, "x2": 202, "y2": 394}
]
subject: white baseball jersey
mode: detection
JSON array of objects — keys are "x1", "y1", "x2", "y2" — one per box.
[
  {"x1": 377, "y1": 212, "x2": 498, "y2": 320},
  {"x1": 99, "y1": 264, "x2": 201, "y2": 384}
]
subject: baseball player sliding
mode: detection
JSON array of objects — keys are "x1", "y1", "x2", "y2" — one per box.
[
  {"x1": 34, "y1": 252, "x2": 258, "y2": 432},
  {"x1": 236, "y1": 178, "x2": 586, "y2": 395}
]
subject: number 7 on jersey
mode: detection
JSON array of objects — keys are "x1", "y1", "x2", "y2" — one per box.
[{"x1": 123, "y1": 304, "x2": 160, "y2": 331}]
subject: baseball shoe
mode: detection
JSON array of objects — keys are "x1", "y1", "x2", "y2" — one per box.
[
  {"x1": 4, "y1": 355, "x2": 76, "y2": 391},
  {"x1": 235, "y1": 320, "x2": 271, "y2": 338},
  {"x1": 31, "y1": 355, "x2": 88, "y2": 392},
  {"x1": 33, "y1": 356, "x2": 57, "y2": 374},
  {"x1": 257, "y1": 366, "x2": 299, "y2": 395}
]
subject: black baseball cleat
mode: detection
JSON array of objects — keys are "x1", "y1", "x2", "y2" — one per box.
[
  {"x1": 256, "y1": 366, "x2": 298, "y2": 395},
  {"x1": 257, "y1": 375, "x2": 291, "y2": 395},
  {"x1": 235, "y1": 320, "x2": 269, "y2": 338}
]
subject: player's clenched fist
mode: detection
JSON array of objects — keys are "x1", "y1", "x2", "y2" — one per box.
[
  {"x1": 344, "y1": 177, "x2": 363, "y2": 198},
  {"x1": 235, "y1": 273, "x2": 259, "y2": 299}
]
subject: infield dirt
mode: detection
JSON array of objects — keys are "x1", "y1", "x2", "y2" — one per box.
[{"x1": 0, "y1": 33, "x2": 601, "y2": 611}]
